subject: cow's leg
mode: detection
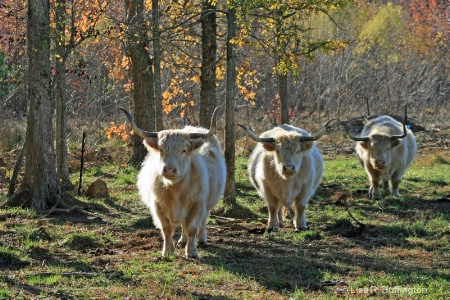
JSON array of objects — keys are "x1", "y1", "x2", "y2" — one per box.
[
  {"x1": 391, "y1": 180, "x2": 401, "y2": 197},
  {"x1": 197, "y1": 217, "x2": 208, "y2": 246},
  {"x1": 160, "y1": 221, "x2": 175, "y2": 257},
  {"x1": 277, "y1": 207, "x2": 284, "y2": 228},
  {"x1": 183, "y1": 203, "x2": 204, "y2": 258},
  {"x1": 390, "y1": 170, "x2": 404, "y2": 197},
  {"x1": 293, "y1": 188, "x2": 313, "y2": 231},
  {"x1": 184, "y1": 224, "x2": 198, "y2": 258},
  {"x1": 365, "y1": 164, "x2": 381, "y2": 199},
  {"x1": 382, "y1": 180, "x2": 389, "y2": 195},
  {"x1": 177, "y1": 226, "x2": 187, "y2": 248},
  {"x1": 370, "y1": 179, "x2": 381, "y2": 199},
  {"x1": 367, "y1": 172, "x2": 381, "y2": 199},
  {"x1": 267, "y1": 202, "x2": 281, "y2": 232},
  {"x1": 263, "y1": 188, "x2": 281, "y2": 231},
  {"x1": 294, "y1": 204, "x2": 307, "y2": 231}
]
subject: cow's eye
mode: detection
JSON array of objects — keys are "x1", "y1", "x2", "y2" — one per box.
[{"x1": 182, "y1": 149, "x2": 187, "y2": 154}]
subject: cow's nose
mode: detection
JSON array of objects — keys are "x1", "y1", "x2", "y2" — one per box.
[
  {"x1": 375, "y1": 159, "x2": 385, "y2": 165},
  {"x1": 283, "y1": 165, "x2": 295, "y2": 173},
  {"x1": 375, "y1": 159, "x2": 385, "y2": 168},
  {"x1": 163, "y1": 166, "x2": 177, "y2": 176}
]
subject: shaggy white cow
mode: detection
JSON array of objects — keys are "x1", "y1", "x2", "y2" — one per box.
[
  {"x1": 343, "y1": 107, "x2": 417, "y2": 199},
  {"x1": 119, "y1": 107, "x2": 226, "y2": 258},
  {"x1": 238, "y1": 120, "x2": 334, "y2": 231}
]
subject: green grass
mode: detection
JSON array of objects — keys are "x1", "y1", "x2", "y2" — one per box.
[{"x1": 0, "y1": 144, "x2": 449, "y2": 299}]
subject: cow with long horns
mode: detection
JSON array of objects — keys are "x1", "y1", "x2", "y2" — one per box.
[
  {"x1": 119, "y1": 107, "x2": 226, "y2": 258},
  {"x1": 237, "y1": 120, "x2": 334, "y2": 231},
  {"x1": 343, "y1": 107, "x2": 417, "y2": 199}
]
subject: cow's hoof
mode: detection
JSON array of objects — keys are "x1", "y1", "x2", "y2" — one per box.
[
  {"x1": 187, "y1": 252, "x2": 199, "y2": 259},
  {"x1": 295, "y1": 227, "x2": 308, "y2": 232},
  {"x1": 198, "y1": 241, "x2": 208, "y2": 247},
  {"x1": 162, "y1": 250, "x2": 174, "y2": 257},
  {"x1": 370, "y1": 193, "x2": 381, "y2": 200}
]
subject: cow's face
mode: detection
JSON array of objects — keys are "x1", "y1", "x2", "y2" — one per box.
[
  {"x1": 360, "y1": 134, "x2": 402, "y2": 170},
  {"x1": 263, "y1": 134, "x2": 314, "y2": 179},
  {"x1": 143, "y1": 131, "x2": 204, "y2": 185}
]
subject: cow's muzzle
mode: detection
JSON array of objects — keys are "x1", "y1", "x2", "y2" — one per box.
[
  {"x1": 162, "y1": 166, "x2": 177, "y2": 178},
  {"x1": 282, "y1": 165, "x2": 296, "y2": 176},
  {"x1": 374, "y1": 159, "x2": 386, "y2": 170}
]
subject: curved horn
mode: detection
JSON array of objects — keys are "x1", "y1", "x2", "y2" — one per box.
[
  {"x1": 342, "y1": 122, "x2": 370, "y2": 142},
  {"x1": 299, "y1": 119, "x2": 336, "y2": 142},
  {"x1": 117, "y1": 107, "x2": 158, "y2": 138},
  {"x1": 391, "y1": 105, "x2": 408, "y2": 139},
  {"x1": 189, "y1": 105, "x2": 223, "y2": 139},
  {"x1": 236, "y1": 124, "x2": 275, "y2": 143}
]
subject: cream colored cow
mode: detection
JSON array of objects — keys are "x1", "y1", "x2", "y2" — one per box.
[
  {"x1": 238, "y1": 120, "x2": 334, "y2": 231},
  {"x1": 343, "y1": 107, "x2": 417, "y2": 199},
  {"x1": 119, "y1": 107, "x2": 226, "y2": 258}
]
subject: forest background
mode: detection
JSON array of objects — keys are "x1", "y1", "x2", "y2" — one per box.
[
  {"x1": 1, "y1": 0, "x2": 448, "y2": 124},
  {"x1": 0, "y1": 1, "x2": 449, "y2": 298},
  {"x1": 0, "y1": 0, "x2": 449, "y2": 207}
]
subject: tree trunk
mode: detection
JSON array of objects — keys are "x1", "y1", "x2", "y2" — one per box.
[
  {"x1": 152, "y1": 0, "x2": 163, "y2": 131},
  {"x1": 199, "y1": 1, "x2": 217, "y2": 127},
  {"x1": 279, "y1": 73, "x2": 289, "y2": 124},
  {"x1": 55, "y1": 0, "x2": 73, "y2": 190},
  {"x1": 125, "y1": 0, "x2": 155, "y2": 166},
  {"x1": 223, "y1": 8, "x2": 237, "y2": 206},
  {"x1": 8, "y1": 0, "x2": 60, "y2": 209},
  {"x1": 275, "y1": 9, "x2": 289, "y2": 125}
]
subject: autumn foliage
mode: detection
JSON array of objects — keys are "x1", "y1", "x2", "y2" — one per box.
[
  {"x1": 105, "y1": 122, "x2": 130, "y2": 142},
  {"x1": 0, "y1": 0, "x2": 448, "y2": 125}
]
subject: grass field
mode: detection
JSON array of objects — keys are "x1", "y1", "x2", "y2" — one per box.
[{"x1": 0, "y1": 135, "x2": 449, "y2": 299}]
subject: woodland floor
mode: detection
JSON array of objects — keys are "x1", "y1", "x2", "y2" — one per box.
[{"x1": 0, "y1": 123, "x2": 449, "y2": 299}]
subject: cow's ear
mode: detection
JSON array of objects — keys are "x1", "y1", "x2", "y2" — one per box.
[
  {"x1": 143, "y1": 138, "x2": 159, "y2": 151},
  {"x1": 190, "y1": 138, "x2": 205, "y2": 151},
  {"x1": 391, "y1": 139, "x2": 402, "y2": 148},
  {"x1": 359, "y1": 141, "x2": 369, "y2": 149},
  {"x1": 262, "y1": 142, "x2": 276, "y2": 151},
  {"x1": 300, "y1": 141, "x2": 314, "y2": 152}
]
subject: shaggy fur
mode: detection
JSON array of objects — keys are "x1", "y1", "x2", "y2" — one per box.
[
  {"x1": 355, "y1": 116, "x2": 417, "y2": 199},
  {"x1": 137, "y1": 126, "x2": 226, "y2": 258},
  {"x1": 248, "y1": 125, "x2": 324, "y2": 231}
]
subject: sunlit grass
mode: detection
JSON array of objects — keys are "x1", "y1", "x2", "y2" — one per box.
[{"x1": 0, "y1": 144, "x2": 449, "y2": 299}]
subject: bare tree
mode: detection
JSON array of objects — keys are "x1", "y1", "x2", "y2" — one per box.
[
  {"x1": 54, "y1": 0, "x2": 73, "y2": 190},
  {"x1": 125, "y1": 0, "x2": 155, "y2": 166},
  {"x1": 199, "y1": 0, "x2": 217, "y2": 127},
  {"x1": 7, "y1": 0, "x2": 60, "y2": 209},
  {"x1": 223, "y1": 7, "x2": 237, "y2": 206},
  {"x1": 152, "y1": 0, "x2": 163, "y2": 131}
]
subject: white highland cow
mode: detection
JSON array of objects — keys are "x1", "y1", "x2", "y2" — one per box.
[
  {"x1": 343, "y1": 107, "x2": 417, "y2": 199},
  {"x1": 119, "y1": 107, "x2": 226, "y2": 258},
  {"x1": 237, "y1": 120, "x2": 334, "y2": 231}
]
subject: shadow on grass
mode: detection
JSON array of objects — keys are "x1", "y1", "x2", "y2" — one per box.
[
  {"x1": 103, "y1": 196, "x2": 133, "y2": 213},
  {"x1": 201, "y1": 227, "x2": 450, "y2": 295},
  {"x1": 407, "y1": 175, "x2": 449, "y2": 186},
  {"x1": 130, "y1": 216, "x2": 154, "y2": 230},
  {"x1": 213, "y1": 202, "x2": 257, "y2": 219},
  {"x1": 0, "y1": 251, "x2": 29, "y2": 270}
]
